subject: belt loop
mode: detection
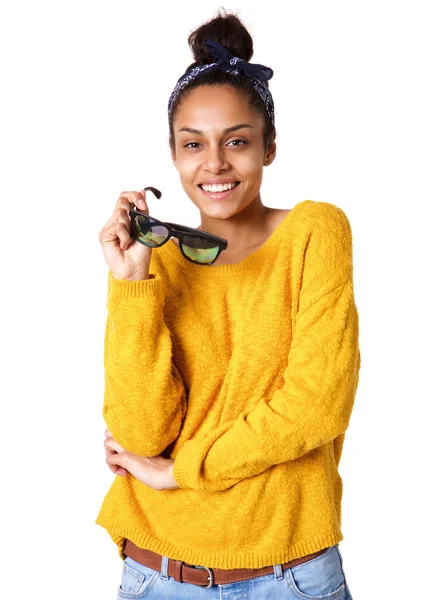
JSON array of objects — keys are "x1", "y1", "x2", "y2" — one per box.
[
  {"x1": 161, "y1": 556, "x2": 169, "y2": 580},
  {"x1": 273, "y1": 564, "x2": 284, "y2": 580}
]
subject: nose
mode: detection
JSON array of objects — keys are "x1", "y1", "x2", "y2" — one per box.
[{"x1": 204, "y1": 144, "x2": 229, "y2": 173}]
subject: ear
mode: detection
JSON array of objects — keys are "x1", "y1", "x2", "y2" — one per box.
[{"x1": 263, "y1": 139, "x2": 276, "y2": 166}]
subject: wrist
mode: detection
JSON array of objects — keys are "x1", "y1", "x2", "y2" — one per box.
[
  {"x1": 111, "y1": 271, "x2": 153, "y2": 281},
  {"x1": 125, "y1": 268, "x2": 152, "y2": 281},
  {"x1": 163, "y1": 461, "x2": 179, "y2": 490}
]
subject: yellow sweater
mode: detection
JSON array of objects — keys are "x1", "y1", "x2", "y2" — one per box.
[{"x1": 95, "y1": 199, "x2": 361, "y2": 569}]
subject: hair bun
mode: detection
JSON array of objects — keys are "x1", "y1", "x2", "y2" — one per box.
[{"x1": 188, "y1": 8, "x2": 253, "y2": 66}]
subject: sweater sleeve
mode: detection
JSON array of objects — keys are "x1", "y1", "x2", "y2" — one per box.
[
  {"x1": 172, "y1": 203, "x2": 361, "y2": 492},
  {"x1": 102, "y1": 270, "x2": 187, "y2": 456}
]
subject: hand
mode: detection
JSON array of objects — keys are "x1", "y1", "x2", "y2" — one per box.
[
  {"x1": 103, "y1": 428, "x2": 179, "y2": 491},
  {"x1": 98, "y1": 189, "x2": 153, "y2": 281}
]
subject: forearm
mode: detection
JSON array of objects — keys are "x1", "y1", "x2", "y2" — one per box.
[
  {"x1": 172, "y1": 281, "x2": 360, "y2": 492},
  {"x1": 102, "y1": 271, "x2": 187, "y2": 456}
]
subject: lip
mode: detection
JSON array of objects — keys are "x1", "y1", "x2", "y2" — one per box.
[
  {"x1": 198, "y1": 181, "x2": 241, "y2": 200},
  {"x1": 199, "y1": 180, "x2": 240, "y2": 185}
]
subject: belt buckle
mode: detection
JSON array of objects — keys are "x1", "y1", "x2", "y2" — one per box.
[{"x1": 183, "y1": 563, "x2": 214, "y2": 588}]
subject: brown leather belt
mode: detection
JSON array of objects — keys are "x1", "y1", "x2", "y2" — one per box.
[{"x1": 123, "y1": 538, "x2": 328, "y2": 588}]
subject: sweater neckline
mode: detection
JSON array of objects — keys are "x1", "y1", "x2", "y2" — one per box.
[{"x1": 161, "y1": 200, "x2": 311, "y2": 276}]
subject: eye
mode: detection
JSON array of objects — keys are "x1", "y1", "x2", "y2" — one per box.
[
  {"x1": 183, "y1": 140, "x2": 248, "y2": 149},
  {"x1": 227, "y1": 139, "x2": 247, "y2": 147}
]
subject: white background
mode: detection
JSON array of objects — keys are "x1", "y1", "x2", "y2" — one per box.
[{"x1": 1, "y1": 1, "x2": 447, "y2": 598}]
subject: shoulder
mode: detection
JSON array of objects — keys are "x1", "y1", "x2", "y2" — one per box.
[
  {"x1": 300, "y1": 200, "x2": 352, "y2": 238},
  {"x1": 299, "y1": 202, "x2": 354, "y2": 282}
]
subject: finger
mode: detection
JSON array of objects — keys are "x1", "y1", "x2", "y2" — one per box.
[
  {"x1": 105, "y1": 455, "x2": 128, "y2": 477},
  {"x1": 114, "y1": 467, "x2": 128, "y2": 477},
  {"x1": 100, "y1": 191, "x2": 147, "y2": 237},
  {"x1": 106, "y1": 452, "x2": 130, "y2": 471},
  {"x1": 118, "y1": 190, "x2": 146, "y2": 211},
  {"x1": 101, "y1": 198, "x2": 131, "y2": 231},
  {"x1": 111, "y1": 197, "x2": 144, "y2": 232},
  {"x1": 104, "y1": 437, "x2": 126, "y2": 454},
  {"x1": 104, "y1": 439, "x2": 118, "y2": 459},
  {"x1": 138, "y1": 188, "x2": 148, "y2": 212},
  {"x1": 99, "y1": 209, "x2": 126, "y2": 241},
  {"x1": 100, "y1": 221, "x2": 132, "y2": 251},
  {"x1": 103, "y1": 435, "x2": 128, "y2": 477},
  {"x1": 116, "y1": 206, "x2": 132, "y2": 230},
  {"x1": 116, "y1": 222, "x2": 132, "y2": 250}
]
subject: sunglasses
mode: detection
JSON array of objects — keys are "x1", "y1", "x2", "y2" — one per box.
[{"x1": 129, "y1": 186, "x2": 228, "y2": 266}]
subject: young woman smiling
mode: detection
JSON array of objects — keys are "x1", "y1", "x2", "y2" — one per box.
[{"x1": 96, "y1": 9, "x2": 360, "y2": 600}]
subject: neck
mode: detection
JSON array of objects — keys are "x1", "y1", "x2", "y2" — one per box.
[{"x1": 197, "y1": 197, "x2": 271, "y2": 255}]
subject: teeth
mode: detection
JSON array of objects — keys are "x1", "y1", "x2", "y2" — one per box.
[{"x1": 201, "y1": 182, "x2": 238, "y2": 193}]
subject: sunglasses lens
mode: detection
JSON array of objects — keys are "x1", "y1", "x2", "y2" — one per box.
[
  {"x1": 131, "y1": 215, "x2": 169, "y2": 247},
  {"x1": 181, "y1": 235, "x2": 221, "y2": 264}
]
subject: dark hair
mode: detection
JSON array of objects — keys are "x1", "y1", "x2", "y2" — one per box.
[{"x1": 168, "y1": 8, "x2": 276, "y2": 155}]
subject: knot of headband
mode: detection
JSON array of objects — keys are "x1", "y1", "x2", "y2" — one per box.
[{"x1": 168, "y1": 38, "x2": 275, "y2": 128}]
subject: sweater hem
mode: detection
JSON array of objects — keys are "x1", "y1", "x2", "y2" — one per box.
[{"x1": 95, "y1": 515, "x2": 343, "y2": 569}]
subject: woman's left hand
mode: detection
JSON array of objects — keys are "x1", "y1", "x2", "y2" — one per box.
[{"x1": 103, "y1": 428, "x2": 180, "y2": 491}]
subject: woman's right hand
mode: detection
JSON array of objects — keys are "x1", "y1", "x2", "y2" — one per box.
[{"x1": 98, "y1": 189, "x2": 153, "y2": 281}]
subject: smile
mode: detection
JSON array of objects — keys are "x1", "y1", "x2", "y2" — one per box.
[
  {"x1": 199, "y1": 182, "x2": 240, "y2": 192},
  {"x1": 198, "y1": 182, "x2": 241, "y2": 200}
]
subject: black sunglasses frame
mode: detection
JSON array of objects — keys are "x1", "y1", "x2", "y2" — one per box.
[{"x1": 128, "y1": 187, "x2": 228, "y2": 266}]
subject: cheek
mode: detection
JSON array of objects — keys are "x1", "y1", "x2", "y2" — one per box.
[
  {"x1": 237, "y1": 150, "x2": 265, "y2": 175},
  {"x1": 176, "y1": 151, "x2": 200, "y2": 171},
  {"x1": 241, "y1": 162, "x2": 264, "y2": 185},
  {"x1": 177, "y1": 162, "x2": 197, "y2": 182}
]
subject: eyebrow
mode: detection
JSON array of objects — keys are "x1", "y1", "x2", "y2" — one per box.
[{"x1": 177, "y1": 124, "x2": 254, "y2": 135}]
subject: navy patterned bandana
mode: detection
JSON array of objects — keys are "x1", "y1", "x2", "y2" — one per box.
[{"x1": 168, "y1": 38, "x2": 275, "y2": 128}]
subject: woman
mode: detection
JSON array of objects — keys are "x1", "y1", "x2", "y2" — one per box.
[{"x1": 96, "y1": 9, "x2": 360, "y2": 600}]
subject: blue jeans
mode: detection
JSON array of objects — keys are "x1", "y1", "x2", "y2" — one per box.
[{"x1": 116, "y1": 544, "x2": 353, "y2": 599}]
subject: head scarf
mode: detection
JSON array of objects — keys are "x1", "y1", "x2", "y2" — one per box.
[{"x1": 168, "y1": 38, "x2": 275, "y2": 128}]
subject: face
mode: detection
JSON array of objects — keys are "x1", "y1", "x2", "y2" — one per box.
[{"x1": 171, "y1": 85, "x2": 276, "y2": 219}]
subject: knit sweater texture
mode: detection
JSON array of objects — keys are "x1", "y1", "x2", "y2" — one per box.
[{"x1": 95, "y1": 199, "x2": 361, "y2": 569}]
